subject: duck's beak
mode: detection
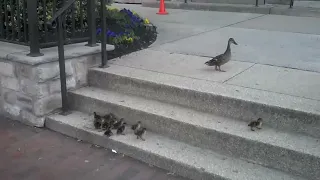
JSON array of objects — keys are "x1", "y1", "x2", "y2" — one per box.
[
  {"x1": 205, "y1": 61, "x2": 209, "y2": 65},
  {"x1": 234, "y1": 41, "x2": 238, "y2": 45}
]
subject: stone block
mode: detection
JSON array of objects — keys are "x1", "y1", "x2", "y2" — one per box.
[
  {"x1": 3, "y1": 102, "x2": 21, "y2": 117},
  {"x1": 33, "y1": 93, "x2": 62, "y2": 116},
  {"x1": 14, "y1": 63, "x2": 34, "y2": 78},
  {"x1": 35, "y1": 61, "x2": 73, "y2": 82},
  {"x1": 20, "y1": 110, "x2": 45, "y2": 127},
  {"x1": 15, "y1": 61, "x2": 73, "y2": 82},
  {"x1": 0, "y1": 78, "x2": 2, "y2": 95},
  {"x1": 0, "y1": 61, "x2": 15, "y2": 77},
  {"x1": 20, "y1": 78, "x2": 49, "y2": 99},
  {"x1": 86, "y1": 54, "x2": 101, "y2": 67},
  {"x1": 1, "y1": 76, "x2": 19, "y2": 91},
  {"x1": 16, "y1": 94, "x2": 33, "y2": 112},
  {"x1": 2, "y1": 88, "x2": 33, "y2": 112},
  {"x1": 2, "y1": 88, "x2": 17, "y2": 104},
  {"x1": 49, "y1": 76, "x2": 77, "y2": 94}
]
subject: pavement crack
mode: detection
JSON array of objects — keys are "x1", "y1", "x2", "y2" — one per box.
[{"x1": 223, "y1": 63, "x2": 256, "y2": 83}]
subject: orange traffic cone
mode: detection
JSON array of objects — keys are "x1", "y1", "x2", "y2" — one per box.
[{"x1": 157, "y1": 0, "x2": 168, "y2": 15}]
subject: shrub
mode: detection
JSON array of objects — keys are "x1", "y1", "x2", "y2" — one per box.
[{"x1": 96, "y1": 7, "x2": 157, "y2": 59}]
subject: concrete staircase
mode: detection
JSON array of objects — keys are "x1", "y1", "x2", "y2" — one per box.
[{"x1": 46, "y1": 62, "x2": 320, "y2": 179}]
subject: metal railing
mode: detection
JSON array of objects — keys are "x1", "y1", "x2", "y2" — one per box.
[
  {"x1": 45, "y1": 0, "x2": 107, "y2": 115},
  {"x1": 0, "y1": 0, "x2": 108, "y2": 115},
  {"x1": 0, "y1": 0, "x2": 98, "y2": 55},
  {"x1": 0, "y1": 0, "x2": 104, "y2": 115},
  {"x1": 289, "y1": 0, "x2": 294, "y2": 8}
]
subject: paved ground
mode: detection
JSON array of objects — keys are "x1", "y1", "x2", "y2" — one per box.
[
  {"x1": 294, "y1": 0, "x2": 320, "y2": 8},
  {"x1": 1, "y1": 5, "x2": 320, "y2": 180},
  {"x1": 0, "y1": 117, "x2": 188, "y2": 180},
  {"x1": 112, "y1": 4, "x2": 320, "y2": 102}
]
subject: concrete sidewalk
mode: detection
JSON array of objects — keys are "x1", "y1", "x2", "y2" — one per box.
[
  {"x1": 141, "y1": 0, "x2": 320, "y2": 18},
  {"x1": 113, "y1": 4, "x2": 320, "y2": 103}
]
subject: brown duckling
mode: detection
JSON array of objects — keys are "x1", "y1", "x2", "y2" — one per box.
[{"x1": 248, "y1": 118, "x2": 263, "y2": 131}]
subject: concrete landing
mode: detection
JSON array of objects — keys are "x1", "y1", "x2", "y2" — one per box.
[
  {"x1": 225, "y1": 64, "x2": 320, "y2": 100},
  {"x1": 113, "y1": 4, "x2": 320, "y2": 73},
  {"x1": 110, "y1": 49, "x2": 254, "y2": 83},
  {"x1": 110, "y1": 49, "x2": 320, "y2": 101},
  {"x1": 151, "y1": 27, "x2": 320, "y2": 72}
]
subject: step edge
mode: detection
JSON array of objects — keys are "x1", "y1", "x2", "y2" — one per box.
[
  {"x1": 89, "y1": 67, "x2": 320, "y2": 117},
  {"x1": 68, "y1": 88, "x2": 320, "y2": 179},
  {"x1": 88, "y1": 67, "x2": 320, "y2": 139},
  {"x1": 70, "y1": 87, "x2": 320, "y2": 158},
  {"x1": 45, "y1": 112, "x2": 304, "y2": 180}
]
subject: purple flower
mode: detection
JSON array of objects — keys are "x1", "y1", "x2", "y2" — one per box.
[
  {"x1": 106, "y1": 30, "x2": 112, "y2": 36},
  {"x1": 96, "y1": 28, "x2": 102, "y2": 35}
]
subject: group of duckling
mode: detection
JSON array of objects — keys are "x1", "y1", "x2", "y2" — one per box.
[{"x1": 93, "y1": 112, "x2": 147, "y2": 141}]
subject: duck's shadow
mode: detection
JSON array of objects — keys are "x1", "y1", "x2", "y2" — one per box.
[{"x1": 202, "y1": 67, "x2": 225, "y2": 73}]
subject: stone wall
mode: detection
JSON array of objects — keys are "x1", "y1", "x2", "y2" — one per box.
[{"x1": 0, "y1": 42, "x2": 114, "y2": 127}]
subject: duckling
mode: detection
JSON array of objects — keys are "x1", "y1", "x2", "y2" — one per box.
[
  {"x1": 113, "y1": 118, "x2": 124, "y2": 129},
  {"x1": 102, "y1": 113, "x2": 118, "y2": 129},
  {"x1": 135, "y1": 127, "x2": 147, "y2": 141},
  {"x1": 117, "y1": 123, "x2": 127, "y2": 135},
  {"x1": 93, "y1": 112, "x2": 103, "y2": 129},
  {"x1": 104, "y1": 113, "x2": 117, "y2": 122},
  {"x1": 131, "y1": 121, "x2": 141, "y2": 131},
  {"x1": 102, "y1": 119, "x2": 112, "y2": 130},
  {"x1": 104, "y1": 125, "x2": 113, "y2": 137},
  {"x1": 205, "y1": 38, "x2": 238, "y2": 72},
  {"x1": 248, "y1": 118, "x2": 263, "y2": 131}
]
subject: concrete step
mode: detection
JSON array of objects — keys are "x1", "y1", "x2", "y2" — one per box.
[
  {"x1": 68, "y1": 87, "x2": 320, "y2": 180},
  {"x1": 88, "y1": 65, "x2": 320, "y2": 139},
  {"x1": 45, "y1": 111, "x2": 305, "y2": 180}
]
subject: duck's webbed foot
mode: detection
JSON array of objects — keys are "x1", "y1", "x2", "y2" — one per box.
[{"x1": 218, "y1": 66, "x2": 226, "y2": 72}]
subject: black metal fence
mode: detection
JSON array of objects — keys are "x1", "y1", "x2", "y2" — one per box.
[
  {"x1": 0, "y1": 0, "x2": 97, "y2": 52},
  {"x1": 1, "y1": 0, "x2": 108, "y2": 114}
]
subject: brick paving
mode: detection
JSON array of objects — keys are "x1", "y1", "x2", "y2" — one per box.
[{"x1": 0, "y1": 117, "x2": 188, "y2": 180}]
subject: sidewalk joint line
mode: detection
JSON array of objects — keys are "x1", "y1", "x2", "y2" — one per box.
[{"x1": 223, "y1": 63, "x2": 256, "y2": 83}]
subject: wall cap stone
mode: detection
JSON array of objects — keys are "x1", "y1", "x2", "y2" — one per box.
[{"x1": 0, "y1": 41, "x2": 115, "y2": 66}]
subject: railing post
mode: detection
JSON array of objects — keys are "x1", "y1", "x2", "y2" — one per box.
[
  {"x1": 86, "y1": 0, "x2": 98, "y2": 47},
  {"x1": 100, "y1": 0, "x2": 108, "y2": 68},
  {"x1": 289, "y1": 0, "x2": 294, "y2": 8},
  {"x1": 26, "y1": 0, "x2": 43, "y2": 57},
  {"x1": 56, "y1": 15, "x2": 69, "y2": 115},
  {"x1": 255, "y1": 0, "x2": 259, "y2": 7}
]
